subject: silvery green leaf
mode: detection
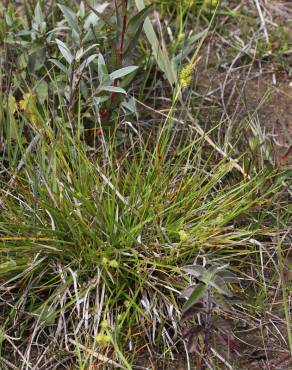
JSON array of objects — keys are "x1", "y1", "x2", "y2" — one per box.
[
  {"x1": 57, "y1": 4, "x2": 80, "y2": 35},
  {"x1": 5, "y1": 14, "x2": 12, "y2": 26},
  {"x1": 109, "y1": 66, "x2": 138, "y2": 80},
  {"x1": 17, "y1": 30, "x2": 32, "y2": 37},
  {"x1": 121, "y1": 97, "x2": 137, "y2": 114},
  {"x1": 207, "y1": 264, "x2": 230, "y2": 276},
  {"x1": 84, "y1": 3, "x2": 109, "y2": 31},
  {"x1": 83, "y1": 44, "x2": 99, "y2": 56},
  {"x1": 93, "y1": 96, "x2": 109, "y2": 107},
  {"x1": 40, "y1": 21, "x2": 46, "y2": 34},
  {"x1": 98, "y1": 53, "x2": 108, "y2": 82},
  {"x1": 49, "y1": 59, "x2": 68, "y2": 73},
  {"x1": 124, "y1": 4, "x2": 153, "y2": 58},
  {"x1": 72, "y1": 28, "x2": 80, "y2": 45},
  {"x1": 56, "y1": 39, "x2": 73, "y2": 64},
  {"x1": 47, "y1": 26, "x2": 70, "y2": 36},
  {"x1": 100, "y1": 86, "x2": 127, "y2": 94},
  {"x1": 182, "y1": 265, "x2": 206, "y2": 278},
  {"x1": 34, "y1": 2, "x2": 44, "y2": 27},
  {"x1": 79, "y1": 1, "x2": 85, "y2": 19},
  {"x1": 80, "y1": 54, "x2": 98, "y2": 71},
  {"x1": 75, "y1": 48, "x2": 84, "y2": 62}
]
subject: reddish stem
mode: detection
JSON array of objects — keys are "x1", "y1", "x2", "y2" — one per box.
[
  {"x1": 102, "y1": 0, "x2": 129, "y2": 122},
  {"x1": 119, "y1": 0, "x2": 128, "y2": 59},
  {"x1": 110, "y1": 0, "x2": 128, "y2": 101}
]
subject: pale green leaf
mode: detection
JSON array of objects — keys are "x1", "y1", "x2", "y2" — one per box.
[
  {"x1": 100, "y1": 86, "x2": 127, "y2": 94},
  {"x1": 109, "y1": 66, "x2": 138, "y2": 80},
  {"x1": 56, "y1": 39, "x2": 73, "y2": 64}
]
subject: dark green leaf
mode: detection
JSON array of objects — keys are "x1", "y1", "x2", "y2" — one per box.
[
  {"x1": 208, "y1": 275, "x2": 233, "y2": 297},
  {"x1": 216, "y1": 270, "x2": 240, "y2": 284},
  {"x1": 124, "y1": 4, "x2": 153, "y2": 58},
  {"x1": 182, "y1": 283, "x2": 207, "y2": 315}
]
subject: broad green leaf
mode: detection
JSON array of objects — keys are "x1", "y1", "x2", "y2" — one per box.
[
  {"x1": 182, "y1": 283, "x2": 207, "y2": 315},
  {"x1": 109, "y1": 66, "x2": 138, "y2": 80},
  {"x1": 200, "y1": 270, "x2": 214, "y2": 284},
  {"x1": 56, "y1": 39, "x2": 73, "y2": 64}
]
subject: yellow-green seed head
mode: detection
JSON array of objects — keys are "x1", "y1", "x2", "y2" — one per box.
[
  {"x1": 109, "y1": 260, "x2": 119, "y2": 268},
  {"x1": 179, "y1": 63, "x2": 193, "y2": 89},
  {"x1": 95, "y1": 333, "x2": 111, "y2": 346},
  {"x1": 102, "y1": 257, "x2": 109, "y2": 265},
  {"x1": 101, "y1": 319, "x2": 108, "y2": 329}
]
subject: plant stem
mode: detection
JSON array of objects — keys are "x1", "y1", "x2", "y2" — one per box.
[
  {"x1": 201, "y1": 289, "x2": 212, "y2": 370},
  {"x1": 110, "y1": 0, "x2": 128, "y2": 111},
  {"x1": 118, "y1": 0, "x2": 128, "y2": 61}
]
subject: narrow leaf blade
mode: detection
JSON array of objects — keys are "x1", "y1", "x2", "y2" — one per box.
[{"x1": 109, "y1": 66, "x2": 138, "y2": 80}]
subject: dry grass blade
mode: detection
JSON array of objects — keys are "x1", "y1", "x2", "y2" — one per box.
[{"x1": 68, "y1": 339, "x2": 127, "y2": 369}]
